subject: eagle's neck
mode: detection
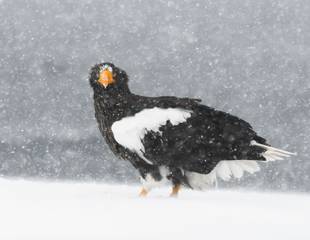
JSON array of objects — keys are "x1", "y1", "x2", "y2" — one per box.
[{"x1": 94, "y1": 87, "x2": 133, "y2": 128}]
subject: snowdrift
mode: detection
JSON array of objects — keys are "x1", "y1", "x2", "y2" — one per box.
[{"x1": 0, "y1": 178, "x2": 309, "y2": 240}]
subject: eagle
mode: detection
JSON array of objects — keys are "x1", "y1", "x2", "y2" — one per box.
[{"x1": 89, "y1": 62, "x2": 295, "y2": 197}]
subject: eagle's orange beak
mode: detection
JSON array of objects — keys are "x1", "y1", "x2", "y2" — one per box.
[{"x1": 98, "y1": 69, "x2": 114, "y2": 88}]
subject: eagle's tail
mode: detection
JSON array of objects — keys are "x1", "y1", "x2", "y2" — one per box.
[
  {"x1": 185, "y1": 142, "x2": 296, "y2": 190},
  {"x1": 251, "y1": 140, "x2": 297, "y2": 161}
]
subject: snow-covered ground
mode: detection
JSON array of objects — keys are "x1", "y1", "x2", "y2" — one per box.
[{"x1": 0, "y1": 179, "x2": 309, "y2": 240}]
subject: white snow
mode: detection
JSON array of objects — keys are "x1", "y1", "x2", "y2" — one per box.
[
  {"x1": 0, "y1": 178, "x2": 309, "y2": 240},
  {"x1": 111, "y1": 107, "x2": 192, "y2": 164}
]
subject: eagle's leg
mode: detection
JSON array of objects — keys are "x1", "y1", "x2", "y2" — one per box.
[
  {"x1": 139, "y1": 187, "x2": 149, "y2": 197},
  {"x1": 170, "y1": 184, "x2": 181, "y2": 197},
  {"x1": 168, "y1": 167, "x2": 185, "y2": 197}
]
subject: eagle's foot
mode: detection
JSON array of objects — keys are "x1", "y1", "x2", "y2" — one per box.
[
  {"x1": 170, "y1": 184, "x2": 181, "y2": 198},
  {"x1": 139, "y1": 188, "x2": 148, "y2": 197}
]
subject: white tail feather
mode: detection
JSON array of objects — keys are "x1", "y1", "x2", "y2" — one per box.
[
  {"x1": 251, "y1": 141, "x2": 296, "y2": 155},
  {"x1": 185, "y1": 141, "x2": 295, "y2": 190},
  {"x1": 251, "y1": 141, "x2": 296, "y2": 162}
]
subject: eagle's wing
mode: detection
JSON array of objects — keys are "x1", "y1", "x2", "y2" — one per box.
[
  {"x1": 111, "y1": 96, "x2": 268, "y2": 172},
  {"x1": 141, "y1": 103, "x2": 267, "y2": 171}
]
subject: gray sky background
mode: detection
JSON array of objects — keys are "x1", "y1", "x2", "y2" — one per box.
[{"x1": 0, "y1": 0, "x2": 309, "y2": 192}]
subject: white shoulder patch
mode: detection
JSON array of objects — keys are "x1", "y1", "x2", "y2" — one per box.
[{"x1": 111, "y1": 107, "x2": 192, "y2": 164}]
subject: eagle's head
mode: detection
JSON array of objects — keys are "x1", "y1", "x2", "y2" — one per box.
[{"x1": 89, "y1": 62, "x2": 129, "y2": 93}]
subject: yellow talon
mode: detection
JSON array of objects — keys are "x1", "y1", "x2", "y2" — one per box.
[
  {"x1": 139, "y1": 188, "x2": 148, "y2": 197},
  {"x1": 170, "y1": 184, "x2": 181, "y2": 197}
]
